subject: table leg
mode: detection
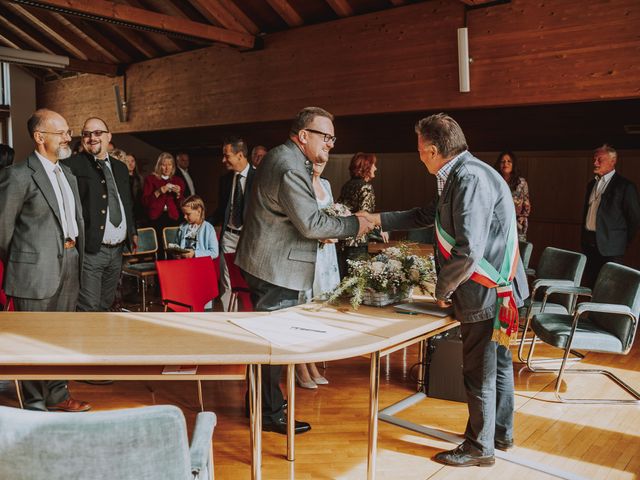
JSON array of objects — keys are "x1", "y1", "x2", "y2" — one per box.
[
  {"x1": 14, "y1": 380, "x2": 23, "y2": 409},
  {"x1": 287, "y1": 364, "x2": 295, "y2": 461},
  {"x1": 249, "y1": 365, "x2": 262, "y2": 480},
  {"x1": 417, "y1": 339, "x2": 426, "y2": 393},
  {"x1": 367, "y1": 351, "x2": 380, "y2": 480}
]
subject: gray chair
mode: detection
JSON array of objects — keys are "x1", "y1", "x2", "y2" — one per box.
[
  {"x1": 122, "y1": 227, "x2": 158, "y2": 311},
  {"x1": 518, "y1": 240, "x2": 533, "y2": 276},
  {"x1": 163, "y1": 225, "x2": 181, "y2": 257},
  {"x1": 517, "y1": 247, "x2": 587, "y2": 363},
  {"x1": 0, "y1": 404, "x2": 216, "y2": 480},
  {"x1": 525, "y1": 262, "x2": 640, "y2": 403}
]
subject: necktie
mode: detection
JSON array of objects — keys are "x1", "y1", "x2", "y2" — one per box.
[
  {"x1": 53, "y1": 166, "x2": 76, "y2": 239},
  {"x1": 231, "y1": 173, "x2": 244, "y2": 228},
  {"x1": 97, "y1": 158, "x2": 123, "y2": 227}
]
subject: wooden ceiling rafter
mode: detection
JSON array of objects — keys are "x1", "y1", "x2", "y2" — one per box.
[
  {"x1": 126, "y1": 0, "x2": 191, "y2": 52},
  {"x1": 325, "y1": 0, "x2": 354, "y2": 18},
  {"x1": 5, "y1": 3, "x2": 89, "y2": 60},
  {"x1": 213, "y1": 0, "x2": 260, "y2": 35},
  {"x1": 0, "y1": 6, "x2": 59, "y2": 55},
  {"x1": 48, "y1": 11, "x2": 120, "y2": 63},
  {"x1": 0, "y1": 28, "x2": 60, "y2": 79},
  {"x1": 265, "y1": 0, "x2": 304, "y2": 28},
  {"x1": 64, "y1": 15, "x2": 135, "y2": 64},
  {"x1": 188, "y1": 0, "x2": 255, "y2": 35},
  {"x1": 101, "y1": 23, "x2": 160, "y2": 59},
  {"x1": 8, "y1": 0, "x2": 255, "y2": 48}
]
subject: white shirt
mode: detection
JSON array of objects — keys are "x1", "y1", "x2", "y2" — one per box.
[
  {"x1": 35, "y1": 151, "x2": 79, "y2": 239},
  {"x1": 228, "y1": 164, "x2": 250, "y2": 230},
  {"x1": 179, "y1": 167, "x2": 196, "y2": 195},
  {"x1": 98, "y1": 156, "x2": 127, "y2": 245},
  {"x1": 585, "y1": 169, "x2": 615, "y2": 231}
]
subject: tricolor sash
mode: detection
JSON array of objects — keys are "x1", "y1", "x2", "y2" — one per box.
[{"x1": 435, "y1": 212, "x2": 520, "y2": 347}]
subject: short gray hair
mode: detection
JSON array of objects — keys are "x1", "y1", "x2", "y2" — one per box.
[
  {"x1": 415, "y1": 113, "x2": 468, "y2": 159},
  {"x1": 289, "y1": 107, "x2": 334, "y2": 137},
  {"x1": 595, "y1": 143, "x2": 617, "y2": 160}
]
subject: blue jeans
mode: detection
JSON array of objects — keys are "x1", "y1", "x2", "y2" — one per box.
[{"x1": 460, "y1": 319, "x2": 514, "y2": 455}]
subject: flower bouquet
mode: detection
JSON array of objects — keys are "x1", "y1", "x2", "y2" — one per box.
[
  {"x1": 320, "y1": 202, "x2": 366, "y2": 248},
  {"x1": 327, "y1": 245, "x2": 437, "y2": 309}
]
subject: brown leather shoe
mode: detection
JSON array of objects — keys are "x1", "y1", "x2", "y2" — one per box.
[{"x1": 48, "y1": 397, "x2": 92, "y2": 412}]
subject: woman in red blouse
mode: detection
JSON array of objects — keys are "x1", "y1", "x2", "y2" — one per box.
[{"x1": 142, "y1": 152, "x2": 185, "y2": 257}]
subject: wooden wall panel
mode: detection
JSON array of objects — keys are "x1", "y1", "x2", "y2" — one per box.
[{"x1": 37, "y1": 0, "x2": 640, "y2": 135}]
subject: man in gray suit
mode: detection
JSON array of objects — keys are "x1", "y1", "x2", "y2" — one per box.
[
  {"x1": 0, "y1": 109, "x2": 91, "y2": 412},
  {"x1": 363, "y1": 113, "x2": 528, "y2": 466},
  {"x1": 236, "y1": 106, "x2": 373, "y2": 434}
]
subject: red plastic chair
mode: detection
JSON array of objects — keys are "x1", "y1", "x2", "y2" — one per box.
[
  {"x1": 156, "y1": 257, "x2": 220, "y2": 312},
  {"x1": 223, "y1": 252, "x2": 253, "y2": 312}
]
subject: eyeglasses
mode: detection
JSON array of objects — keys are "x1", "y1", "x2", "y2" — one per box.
[
  {"x1": 38, "y1": 130, "x2": 73, "y2": 138},
  {"x1": 304, "y1": 128, "x2": 337, "y2": 144},
  {"x1": 81, "y1": 130, "x2": 109, "y2": 138}
]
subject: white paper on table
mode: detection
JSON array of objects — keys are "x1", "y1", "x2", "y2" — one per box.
[
  {"x1": 162, "y1": 365, "x2": 198, "y2": 374},
  {"x1": 230, "y1": 311, "x2": 351, "y2": 347}
]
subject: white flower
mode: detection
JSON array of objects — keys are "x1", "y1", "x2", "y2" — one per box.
[
  {"x1": 370, "y1": 261, "x2": 385, "y2": 274},
  {"x1": 387, "y1": 259, "x2": 402, "y2": 272}
]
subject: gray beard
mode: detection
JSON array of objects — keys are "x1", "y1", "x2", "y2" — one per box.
[{"x1": 56, "y1": 145, "x2": 72, "y2": 160}]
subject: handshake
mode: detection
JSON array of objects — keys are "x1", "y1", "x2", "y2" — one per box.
[{"x1": 355, "y1": 211, "x2": 382, "y2": 237}]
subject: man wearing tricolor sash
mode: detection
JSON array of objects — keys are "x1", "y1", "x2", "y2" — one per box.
[{"x1": 362, "y1": 113, "x2": 529, "y2": 467}]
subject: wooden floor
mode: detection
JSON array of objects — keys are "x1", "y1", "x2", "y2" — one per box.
[{"x1": 1, "y1": 321, "x2": 638, "y2": 480}]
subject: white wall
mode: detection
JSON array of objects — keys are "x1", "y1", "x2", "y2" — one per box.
[{"x1": 8, "y1": 64, "x2": 36, "y2": 162}]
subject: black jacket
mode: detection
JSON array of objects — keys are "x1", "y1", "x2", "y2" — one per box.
[
  {"x1": 582, "y1": 172, "x2": 640, "y2": 257},
  {"x1": 208, "y1": 167, "x2": 255, "y2": 236},
  {"x1": 63, "y1": 152, "x2": 137, "y2": 253}
]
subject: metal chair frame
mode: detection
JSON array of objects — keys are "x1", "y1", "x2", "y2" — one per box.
[{"x1": 122, "y1": 227, "x2": 158, "y2": 312}]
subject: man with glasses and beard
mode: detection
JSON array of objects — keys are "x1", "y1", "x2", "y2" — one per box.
[
  {"x1": 0, "y1": 109, "x2": 90, "y2": 412},
  {"x1": 64, "y1": 117, "x2": 137, "y2": 312},
  {"x1": 236, "y1": 106, "x2": 374, "y2": 435}
]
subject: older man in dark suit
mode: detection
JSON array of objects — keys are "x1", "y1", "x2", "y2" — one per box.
[
  {"x1": 0, "y1": 109, "x2": 90, "y2": 412},
  {"x1": 364, "y1": 113, "x2": 529, "y2": 466},
  {"x1": 64, "y1": 117, "x2": 137, "y2": 312},
  {"x1": 581, "y1": 144, "x2": 640, "y2": 287},
  {"x1": 236, "y1": 107, "x2": 373, "y2": 434}
]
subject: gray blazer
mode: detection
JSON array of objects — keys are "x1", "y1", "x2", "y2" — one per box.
[
  {"x1": 0, "y1": 153, "x2": 85, "y2": 299},
  {"x1": 236, "y1": 140, "x2": 359, "y2": 291},
  {"x1": 381, "y1": 152, "x2": 529, "y2": 323}
]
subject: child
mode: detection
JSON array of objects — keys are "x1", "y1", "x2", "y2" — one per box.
[{"x1": 175, "y1": 195, "x2": 219, "y2": 260}]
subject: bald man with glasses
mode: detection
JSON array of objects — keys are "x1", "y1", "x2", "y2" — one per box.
[{"x1": 0, "y1": 109, "x2": 90, "y2": 412}]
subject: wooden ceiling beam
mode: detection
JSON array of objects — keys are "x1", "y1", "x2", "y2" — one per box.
[
  {"x1": 9, "y1": 0, "x2": 255, "y2": 48},
  {"x1": 326, "y1": 0, "x2": 354, "y2": 17},
  {"x1": 0, "y1": 31, "x2": 61, "y2": 78},
  {"x1": 129, "y1": 0, "x2": 192, "y2": 51},
  {"x1": 65, "y1": 16, "x2": 135, "y2": 64},
  {"x1": 5, "y1": 3, "x2": 89, "y2": 59},
  {"x1": 459, "y1": 0, "x2": 503, "y2": 5},
  {"x1": 0, "y1": 7, "x2": 59, "y2": 54},
  {"x1": 66, "y1": 57, "x2": 119, "y2": 76},
  {"x1": 266, "y1": 0, "x2": 304, "y2": 27},
  {"x1": 49, "y1": 11, "x2": 120, "y2": 63},
  {"x1": 214, "y1": 0, "x2": 260, "y2": 35},
  {"x1": 188, "y1": 0, "x2": 256, "y2": 35}
]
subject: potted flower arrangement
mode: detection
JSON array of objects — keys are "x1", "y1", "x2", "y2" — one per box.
[{"x1": 327, "y1": 245, "x2": 437, "y2": 309}]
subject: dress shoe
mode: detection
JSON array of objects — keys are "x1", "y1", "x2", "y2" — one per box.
[
  {"x1": 495, "y1": 438, "x2": 514, "y2": 451},
  {"x1": 263, "y1": 417, "x2": 311, "y2": 435},
  {"x1": 47, "y1": 397, "x2": 92, "y2": 412},
  {"x1": 295, "y1": 372, "x2": 317, "y2": 389},
  {"x1": 311, "y1": 375, "x2": 329, "y2": 385},
  {"x1": 433, "y1": 442, "x2": 495, "y2": 467}
]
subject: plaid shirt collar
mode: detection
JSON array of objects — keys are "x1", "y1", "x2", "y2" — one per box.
[{"x1": 436, "y1": 150, "x2": 467, "y2": 195}]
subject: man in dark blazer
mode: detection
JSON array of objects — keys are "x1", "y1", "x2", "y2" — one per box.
[
  {"x1": 214, "y1": 137, "x2": 255, "y2": 311},
  {"x1": 581, "y1": 144, "x2": 640, "y2": 287},
  {"x1": 364, "y1": 113, "x2": 529, "y2": 467},
  {"x1": 0, "y1": 109, "x2": 90, "y2": 412},
  {"x1": 64, "y1": 117, "x2": 137, "y2": 312},
  {"x1": 175, "y1": 152, "x2": 196, "y2": 197},
  {"x1": 236, "y1": 107, "x2": 373, "y2": 435}
]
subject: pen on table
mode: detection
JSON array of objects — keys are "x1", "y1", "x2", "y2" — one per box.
[{"x1": 290, "y1": 326, "x2": 327, "y2": 333}]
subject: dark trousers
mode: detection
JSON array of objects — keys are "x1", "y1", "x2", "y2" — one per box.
[
  {"x1": 582, "y1": 231, "x2": 623, "y2": 288},
  {"x1": 460, "y1": 319, "x2": 514, "y2": 456},
  {"x1": 241, "y1": 270, "x2": 303, "y2": 423},
  {"x1": 77, "y1": 243, "x2": 124, "y2": 311},
  {"x1": 12, "y1": 247, "x2": 80, "y2": 410}
]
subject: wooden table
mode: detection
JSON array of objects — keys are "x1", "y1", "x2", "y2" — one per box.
[
  {"x1": 0, "y1": 305, "x2": 457, "y2": 480},
  {"x1": 368, "y1": 240, "x2": 434, "y2": 257}
]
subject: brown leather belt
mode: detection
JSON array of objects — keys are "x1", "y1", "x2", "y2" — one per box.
[{"x1": 63, "y1": 239, "x2": 76, "y2": 249}]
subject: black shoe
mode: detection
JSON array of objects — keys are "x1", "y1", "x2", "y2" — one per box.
[
  {"x1": 263, "y1": 417, "x2": 311, "y2": 435},
  {"x1": 495, "y1": 438, "x2": 514, "y2": 451},
  {"x1": 433, "y1": 442, "x2": 495, "y2": 467}
]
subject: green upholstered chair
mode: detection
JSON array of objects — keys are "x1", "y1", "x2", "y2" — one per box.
[
  {"x1": 526, "y1": 262, "x2": 640, "y2": 404},
  {"x1": 518, "y1": 240, "x2": 533, "y2": 276},
  {"x1": 0, "y1": 405, "x2": 216, "y2": 480},
  {"x1": 517, "y1": 247, "x2": 587, "y2": 363}
]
